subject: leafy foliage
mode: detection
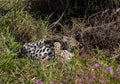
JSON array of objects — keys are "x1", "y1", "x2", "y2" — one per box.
[{"x1": 0, "y1": 0, "x2": 120, "y2": 84}]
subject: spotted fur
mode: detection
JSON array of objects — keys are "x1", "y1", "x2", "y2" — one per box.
[
  {"x1": 21, "y1": 39, "x2": 55, "y2": 60},
  {"x1": 54, "y1": 42, "x2": 73, "y2": 61},
  {"x1": 21, "y1": 37, "x2": 75, "y2": 61}
]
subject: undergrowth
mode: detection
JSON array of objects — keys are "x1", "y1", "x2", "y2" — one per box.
[{"x1": 0, "y1": 0, "x2": 120, "y2": 84}]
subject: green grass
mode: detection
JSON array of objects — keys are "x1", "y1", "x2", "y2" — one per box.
[
  {"x1": 0, "y1": 1, "x2": 120, "y2": 84},
  {"x1": 0, "y1": 49, "x2": 120, "y2": 84}
]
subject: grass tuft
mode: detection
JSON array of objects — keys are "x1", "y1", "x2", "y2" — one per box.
[{"x1": 0, "y1": 0, "x2": 120, "y2": 84}]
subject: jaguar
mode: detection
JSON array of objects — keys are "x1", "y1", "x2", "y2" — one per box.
[
  {"x1": 21, "y1": 38, "x2": 55, "y2": 60},
  {"x1": 21, "y1": 36, "x2": 77, "y2": 62}
]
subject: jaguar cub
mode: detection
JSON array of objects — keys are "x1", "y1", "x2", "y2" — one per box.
[{"x1": 54, "y1": 42, "x2": 73, "y2": 61}]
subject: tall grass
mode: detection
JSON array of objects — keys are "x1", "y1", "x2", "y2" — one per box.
[{"x1": 0, "y1": 0, "x2": 120, "y2": 84}]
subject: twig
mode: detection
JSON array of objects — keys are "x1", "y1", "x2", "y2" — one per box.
[{"x1": 48, "y1": 1, "x2": 69, "y2": 29}]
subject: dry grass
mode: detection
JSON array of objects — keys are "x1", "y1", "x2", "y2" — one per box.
[{"x1": 0, "y1": 0, "x2": 120, "y2": 84}]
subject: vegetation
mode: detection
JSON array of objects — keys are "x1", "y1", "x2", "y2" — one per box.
[{"x1": 0, "y1": 0, "x2": 120, "y2": 84}]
